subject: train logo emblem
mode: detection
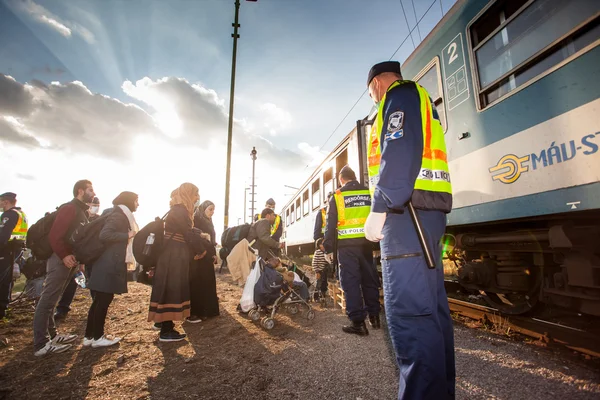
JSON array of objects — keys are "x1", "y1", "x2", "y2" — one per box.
[{"x1": 489, "y1": 154, "x2": 530, "y2": 184}]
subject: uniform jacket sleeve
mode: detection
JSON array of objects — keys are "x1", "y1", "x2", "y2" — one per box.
[
  {"x1": 272, "y1": 216, "x2": 283, "y2": 242},
  {"x1": 0, "y1": 210, "x2": 19, "y2": 248},
  {"x1": 257, "y1": 220, "x2": 280, "y2": 249},
  {"x1": 49, "y1": 204, "x2": 78, "y2": 260},
  {"x1": 323, "y1": 196, "x2": 337, "y2": 253},
  {"x1": 372, "y1": 83, "x2": 424, "y2": 213},
  {"x1": 99, "y1": 209, "x2": 129, "y2": 244},
  {"x1": 313, "y1": 210, "x2": 323, "y2": 241}
]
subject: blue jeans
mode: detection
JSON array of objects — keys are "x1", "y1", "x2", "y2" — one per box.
[{"x1": 381, "y1": 210, "x2": 455, "y2": 400}]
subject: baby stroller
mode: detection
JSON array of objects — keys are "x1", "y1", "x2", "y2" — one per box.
[{"x1": 247, "y1": 255, "x2": 315, "y2": 330}]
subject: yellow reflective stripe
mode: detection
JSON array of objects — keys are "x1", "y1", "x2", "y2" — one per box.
[
  {"x1": 334, "y1": 189, "x2": 371, "y2": 240},
  {"x1": 270, "y1": 215, "x2": 281, "y2": 236}
]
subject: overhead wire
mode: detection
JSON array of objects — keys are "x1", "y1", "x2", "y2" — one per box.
[
  {"x1": 410, "y1": 0, "x2": 423, "y2": 42},
  {"x1": 306, "y1": 0, "x2": 440, "y2": 169}
]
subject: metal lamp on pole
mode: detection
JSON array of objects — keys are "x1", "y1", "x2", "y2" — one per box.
[{"x1": 224, "y1": 0, "x2": 258, "y2": 232}]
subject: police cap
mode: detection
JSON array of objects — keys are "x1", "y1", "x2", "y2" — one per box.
[
  {"x1": 367, "y1": 61, "x2": 401, "y2": 86},
  {"x1": 0, "y1": 192, "x2": 16, "y2": 201},
  {"x1": 266, "y1": 198, "x2": 275, "y2": 207}
]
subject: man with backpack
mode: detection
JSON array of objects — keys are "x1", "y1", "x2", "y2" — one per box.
[
  {"x1": 32, "y1": 180, "x2": 95, "y2": 357},
  {"x1": 0, "y1": 192, "x2": 28, "y2": 319},
  {"x1": 247, "y1": 208, "x2": 284, "y2": 261},
  {"x1": 55, "y1": 197, "x2": 101, "y2": 321}
]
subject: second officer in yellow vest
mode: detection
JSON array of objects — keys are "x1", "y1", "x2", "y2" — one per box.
[{"x1": 323, "y1": 165, "x2": 381, "y2": 336}]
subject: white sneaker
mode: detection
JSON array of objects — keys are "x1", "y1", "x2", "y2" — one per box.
[
  {"x1": 52, "y1": 333, "x2": 78, "y2": 345},
  {"x1": 34, "y1": 341, "x2": 72, "y2": 357},
  {"x1": 82, "y1": 337, "x2": 94, "y2": 347},
  {"x1": 91, "y1": 335, "x2": 121, "y2": 348}
]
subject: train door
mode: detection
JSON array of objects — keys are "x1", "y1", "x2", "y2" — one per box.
[{"x1": 356, "y1": 115, "x2": 375, "y2": 187}]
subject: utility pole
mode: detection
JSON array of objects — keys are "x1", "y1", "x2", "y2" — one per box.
[
  {"x1": 250, "y1": 147, "x2": 257, "y2": 222},
  {"x1": 224, "y1": 0, "x2": 257, "y2": 231},
  {"x1": 243, "y1": 187, "x2": 250, "y2": 223}
]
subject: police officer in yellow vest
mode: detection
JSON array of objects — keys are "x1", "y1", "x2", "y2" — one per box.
[
  {"x1": 0, "y1": 192, "x2": 28, "y2": 318},
  {"x1": 323, "y1": 165, "x2": 381, "y2": 336},
  {"x1": 256, "y1": 198, "x2": 283, "y2": 242},
  {"x1": 363, "y1": 61, "x2": 455, "y2": 399}
]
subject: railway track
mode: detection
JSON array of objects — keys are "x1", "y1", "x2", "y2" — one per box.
[{"x1": 448, "y1": 298, "x2": 600, "y2": 359}]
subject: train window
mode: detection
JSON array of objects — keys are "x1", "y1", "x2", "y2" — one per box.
[
  {"x1": 415, "y1": 58, "x2": 446, "y2": 131},
  {"x1": 335, "y1": 149, "x2": 349, "y2": 189},
  {"x1": 286, "y1": 208, "x2": 290, "y2": 227},
  {"x1": 311, "y1": 179, "x2": 321, "y2": 210},
  {"x1": 302, "y1": 190, "x2": 309, "y2": 216},
  {"x1": 290, "y1": 204, "x2": 295, "y2": 225},
  {"x1": 469, "y1": 0, "x2": 600, "y2": 109},
  {"x1": 295, "y1": 198, "x2": 301, "y2": 220},
  {"x1": 323, "y1": 167, "x2": 334, "y2": 202}
]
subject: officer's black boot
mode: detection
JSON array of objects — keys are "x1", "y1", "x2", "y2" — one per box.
[
  {"x1": 342, "y1": 320, "x2": 369, "y2": 336},
  {"x1": 368, "y1": 314, "x2": 381, "y2": 329}
]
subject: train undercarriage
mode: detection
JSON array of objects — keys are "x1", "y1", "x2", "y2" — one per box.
[{"x1": 446, "y1": 211, "x2": 600, "y2": 316}]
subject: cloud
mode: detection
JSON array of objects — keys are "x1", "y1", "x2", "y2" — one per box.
[
  {"x1": 0, "y1": 74, "x2": 160, "y2": 159},
  {"x1": 0, "y1": 116, "x2": 42, "y2": 148},
  {"x1": 16, "y1": 173, "x2": 36, "y2": 181},
  {"x1": 0, "y1": 74, "x2": 34, "y2": 117},
  {"x1": 259, "y1": 102, "x2": 292, "y2": 136},
  {"x1": 12, "y1": 0, "x2": 95, "y2": 43}
]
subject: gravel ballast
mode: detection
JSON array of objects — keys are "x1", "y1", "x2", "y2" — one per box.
[{"x1": 0, "y1": 272, "x2": 598, "y2": 399}]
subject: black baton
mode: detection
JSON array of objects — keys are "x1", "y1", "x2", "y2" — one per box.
[{"x1": 407, "y1": 202, "x2": 436, "y2": 269}]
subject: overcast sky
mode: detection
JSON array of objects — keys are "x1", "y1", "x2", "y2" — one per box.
[{"x1": 0, "y1": 0, "x2": 457, "y2": 236}]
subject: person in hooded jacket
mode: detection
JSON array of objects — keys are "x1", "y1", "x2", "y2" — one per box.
[
  {"x1": 83, "y1": 192, "x2": 139, "y2": 348},
  {"x1": 188, "y1": 200, "x2": 220, "y2": 323}
]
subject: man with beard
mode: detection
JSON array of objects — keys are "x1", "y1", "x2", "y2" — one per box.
[
  {"x1": 33, "y1": 180, "x2": 95, "y2": 356},
  {"x1": 55, "y1": 196, "x2": 101, "y2": 321}
]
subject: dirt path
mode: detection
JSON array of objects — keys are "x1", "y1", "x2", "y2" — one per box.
[{"x1": 0, "y1": 273, "x2": 399, "y2": 400}]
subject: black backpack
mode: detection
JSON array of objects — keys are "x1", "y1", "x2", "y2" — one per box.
[
  {"x1": 220, "y1": 223, "x2": 251, "y2": 254},
  {"x1": 26, "y1": 203, "x2": 70, "y2": 260},
  {"x1": 68, "y1": 210, "x2": 112, "y2": 265},
  {"x1": 133, "y1": 211, "x2": 169, "y2": 268}
]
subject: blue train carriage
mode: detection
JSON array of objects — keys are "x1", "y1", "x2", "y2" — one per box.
[
  {"x1": 382, "y1": 0, "x2": 600, "y2": 316},
  {"x1": 280, "y1": 127, "x2": 364, "y2": 256}
]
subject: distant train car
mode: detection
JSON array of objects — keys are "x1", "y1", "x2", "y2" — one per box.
[{"x1": 280, "y1": 0, "x2": 600, "y2": 316}]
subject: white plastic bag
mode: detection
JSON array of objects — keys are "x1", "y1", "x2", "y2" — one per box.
[{"x1": 240, "y1": 260, "x2": 261, "y2": 312}]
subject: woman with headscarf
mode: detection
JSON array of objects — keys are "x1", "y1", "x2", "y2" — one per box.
[
  {"x1": 84, "y1": 191, "x2": 140, "y2": 348},
  {"x1": 147, "y1": 183, "x2": 207, "y2": 342},
  {"x1": 188, "y1": 200, "x2": 220, "y2": 322}
]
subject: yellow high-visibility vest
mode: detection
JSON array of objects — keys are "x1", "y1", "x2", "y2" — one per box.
[
  {"x1": 258, "y1": 214, "x2": 281, "y2": 237},
  {"x1": 333, "y1": 189, "x2": 371, "y2": 240},
  {"x1": 367, "y1": 80, "x2": 452, "y2": 212},
  {"x1": 9, "y1": 209, "x2": 28, "y2": 241},
  {"x1": 320, "y1": 208, "x2": 326, "y2": 234}
]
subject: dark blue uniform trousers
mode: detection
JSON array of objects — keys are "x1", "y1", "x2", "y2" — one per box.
[
  {"x1": 0, "y1": 255, "x2": 13, "y2": 316},
  {"x1": 381, "y1": 210, "x2": 455, "y2": 400},
  {"x1": 338, "y1": 245, "x2": 381, "y2": 322}
]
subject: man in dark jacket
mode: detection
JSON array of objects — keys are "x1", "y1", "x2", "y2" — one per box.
[
  {"x1": 55, "y1": 196, "x2": 101, "y2": 320},
  {"x1": 247, "y1": 208, "x2": 284, "y2": 261},
  {"x1": 324, "y1": 166, "x2": 381, "y2": 336},
  {"x1": 32, "y1": 180, "x2": 95, "y2": 357},
  {"x1": 0, "y1": 192, "x2": 28, "y2": 319}
]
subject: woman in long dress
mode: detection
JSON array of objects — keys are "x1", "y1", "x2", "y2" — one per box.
[
  {"x1": 147, "y1": 183, "x2": 207, "y2": 342},
  {"x1": 188, "y1": 200, "x2": 220, "y2": 322}
]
